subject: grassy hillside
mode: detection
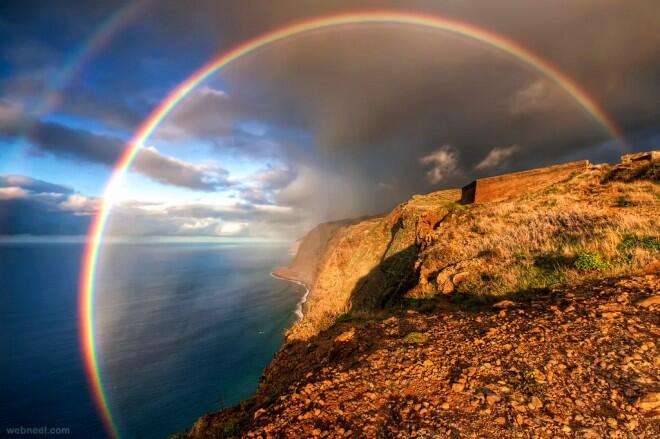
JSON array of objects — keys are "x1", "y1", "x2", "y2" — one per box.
[{"x1": 288, "y1": 158, "x2": 658, "y2": 340}]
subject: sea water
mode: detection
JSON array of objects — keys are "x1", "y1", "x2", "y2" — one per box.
[{"x1": 0, "y1": 240, "x2": 304, "y2": 438}]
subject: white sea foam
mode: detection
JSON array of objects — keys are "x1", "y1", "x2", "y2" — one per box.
[{"x1": 271, "y1": 272, "x2": 309, "y2": 321}]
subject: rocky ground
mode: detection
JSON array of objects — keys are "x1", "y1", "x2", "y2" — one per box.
[{"x1": 187, "y1": 272, "x2": 659, "y2": 438}]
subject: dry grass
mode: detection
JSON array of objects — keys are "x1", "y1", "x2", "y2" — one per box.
[
  {"x1": 416, "y1": 169, "x2": 659, "y2": 297},
  {"x1": 288, "y1": 163, "x2": 659, "y2": 340}
]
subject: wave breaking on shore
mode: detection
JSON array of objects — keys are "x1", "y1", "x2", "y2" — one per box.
[{"x1": 271, "y1": 272, "x2": 309, "y2": 321}]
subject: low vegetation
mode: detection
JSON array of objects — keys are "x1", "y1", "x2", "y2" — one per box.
[
  {"x1": 413, "y1": 168, "x2": 658, "y2": 299},
  {"x1": 402, "y1": 331, "x2": 427, "y2": 344},
  {"x1": 284, "y1": 160, "x2": 658, "y2": 340},
  {"x1": 573, "y1": 251, "x2": 610, "y2": 271}
]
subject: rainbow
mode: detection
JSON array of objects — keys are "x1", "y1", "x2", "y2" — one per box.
[
  {"x1": 79, "y1": 10, "x2": 624, "y2": 438},
  {"x1": 36, "y1": 0, "x2": 150, "y2": 117},
  {"x1": 5, "y1": 1, "x2": 149, "y2": 169}
]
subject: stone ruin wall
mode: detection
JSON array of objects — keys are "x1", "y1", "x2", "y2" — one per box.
[
  {"x1": 461, "y1": 160, "x2": 589, "y2": 204},
  {"x1": 461, "y1": 151, "x2": 658, "y2": 204}
]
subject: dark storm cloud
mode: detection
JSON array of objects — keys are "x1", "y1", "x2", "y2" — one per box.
[
  {"x1": 178, "y1": 0, "x2": 657, "y2": 222},
  {"x1": 133, "y1": 147, "x2": 234, "y2": 191},
  {"x1": 0, "y1": 175, "x2": 90, "y2": 235},
  {"x1": 2, "y1": 0, "x2": 658, "y2": 236},
  {"x1": 0, "y1": 101, "x2": 233, "y2": 192},
  {"x1": 27, "y1": 120, "x2": 123, "y2": 164},
  {"x1": 122, "y1": 0, "x2": 658, "y2": 219}
]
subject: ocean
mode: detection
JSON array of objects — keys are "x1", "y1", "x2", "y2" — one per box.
[{"x1": 0, "y1": 240, "x2": 304, "y2": 438}]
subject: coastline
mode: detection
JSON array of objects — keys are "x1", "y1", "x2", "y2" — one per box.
[{"x1": 270, "y1": 270, "x2": 310, "y2": 321}]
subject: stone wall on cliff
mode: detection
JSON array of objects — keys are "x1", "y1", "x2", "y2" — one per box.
[{"x1": 461, "y1": 160, "x2": 590, "y2": 204}]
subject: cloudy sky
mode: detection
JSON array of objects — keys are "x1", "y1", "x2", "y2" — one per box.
[{"x1": 0, "y1": 0, "x2": 658, "y2": 239}]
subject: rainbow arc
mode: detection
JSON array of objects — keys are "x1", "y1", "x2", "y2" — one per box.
[{"x1": 79, "y1": 11, "x2": 624, "y2": 438}]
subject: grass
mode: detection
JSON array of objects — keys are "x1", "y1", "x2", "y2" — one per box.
[
  {"x1": 525, "y1": 267, "x2": 563, "y2": 289},
  {"x1": 335, "y1": 313, "x2": 377, "y2": 325},
  {"x1": 605, "y1": 162, "x2": 660, "y2": 183},
  {"x1": 619, "y1": 234, "x2": 660, "y2": 252},
  {"x1": 402, "y1": 332, "x2": 427, "y2": 344},
  {"x1": 573, "y1": 251, "x2": 610, "y2": 271},
  {"x1": 221, "y1": 417, "x2": 239, "y2": 435},
  {"x1": 443, "y1": 201, "x2": 468, "y2": 216},
  {"x1": 287, "y1": 161, "x2": 659, "y2": 340}
]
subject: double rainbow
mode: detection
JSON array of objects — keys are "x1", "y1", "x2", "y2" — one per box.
[{"x1": 79, "y1": 11, "x2": 623, "y2": 438}]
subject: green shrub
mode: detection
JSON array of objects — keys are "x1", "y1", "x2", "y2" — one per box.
[
  {"x1": 527, "y1": 268, "x2": 562, "y2": 289},
  {"x1": 534, "y1": 254, "x2": 574, "y2": 269},
  {"x1": 574, "y1": 251, "x2": 610, "y2": 271},
  {"x1": 221, "y1": 417, "x2": 239, "y2": 435},
  {"x1": 619, "y1": 234, "x2": 660, "y2": 252},
  {"x1": 642, "y1": 162, "x2": 660, "y2": 181},
  {"x1": 402, "y1": 332, "x2": 427, "y2": 344},
  {"x1": 514, "y1": 370, "x2": 544, "y2": 396},
  {"x1": 444, "y1": 201, "x2": 468, "y2": 215}
]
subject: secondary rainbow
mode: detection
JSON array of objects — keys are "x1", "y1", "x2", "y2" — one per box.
[
  {"x1": 5, "y1": 1, "x2": 149, "y2": 170},
  {"x1": 79, "y1": 10, "x2": 624, "y2": 438},
  {"x1": 36, "y1": 0, "x2": 151, "y2": 117}
]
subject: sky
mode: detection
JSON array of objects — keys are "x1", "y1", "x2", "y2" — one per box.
[{"x1": 0, "y1": 0, "x2": 658, "y2": 239}]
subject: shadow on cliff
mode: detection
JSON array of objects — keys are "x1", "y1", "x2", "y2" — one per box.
[
  {"x1": 252, "y1": 245, "x2": 431, "y2": 402},
  {"x1": 188, "y1": 245, "x2": 574, "y2": 438},
  {"x1": 348, "y1": 230, "x2": 420, "y2": 311}
]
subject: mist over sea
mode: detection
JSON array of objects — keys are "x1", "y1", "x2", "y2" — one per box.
[{"x1": 1, "y1": 240, "x2": 304, "y2": 438}]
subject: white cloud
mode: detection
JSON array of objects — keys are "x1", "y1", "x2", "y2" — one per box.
[
  {"x1": 475, "y1": 145, "x2": 520, "y2": 170},
  {"x1": 509, "y1": 79, "x2": 564, "y2": 115},
  {"x1": 419, "y1": 145, "x2": 459, "y2": 184},
  {"x1": 0, "y1": 186, "x2": 29, "y2": 200},
  {"x1": 217, "y1": 221, "x2": 249, "y2": 236},
  {"x1": 59, "y1": 194, "x2": 100, "y2": 214}
]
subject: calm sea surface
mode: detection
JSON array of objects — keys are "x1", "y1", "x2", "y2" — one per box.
[{"x1": 1, "y1": 241, "x2": 303, "y2": 438}]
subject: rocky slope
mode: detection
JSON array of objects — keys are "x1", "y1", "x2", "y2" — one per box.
[
  {"x1": 182, "y1": 156, "x2": 659, "y2": 438},
  {"x1": 189, "y1": 274, "x2": 659, "y2": 438}
]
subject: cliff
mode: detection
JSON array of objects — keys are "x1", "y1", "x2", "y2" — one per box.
[
  {"x1": 272, "y1": 218, "x2": 365, "y2": 287},
  {"x1": 279, "y1": 154, "x2": 658, "y2": 340},
  {"x1": 274, "y1": 188, "x2": 461, "y2": 339},
  {"x1": 182, "y1": 153, "x2": 659, "y2": 438}
]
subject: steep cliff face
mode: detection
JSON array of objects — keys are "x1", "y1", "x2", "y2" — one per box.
[
  {"x1": 282, "y1": 189, "x2": 461, "y2": 339},
  {"x1": 272, "y1": 218, "x2": 361, "y2": 286},
  {"x1": 280, "y1": 157, "x2": 659, "y2": 340}
]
